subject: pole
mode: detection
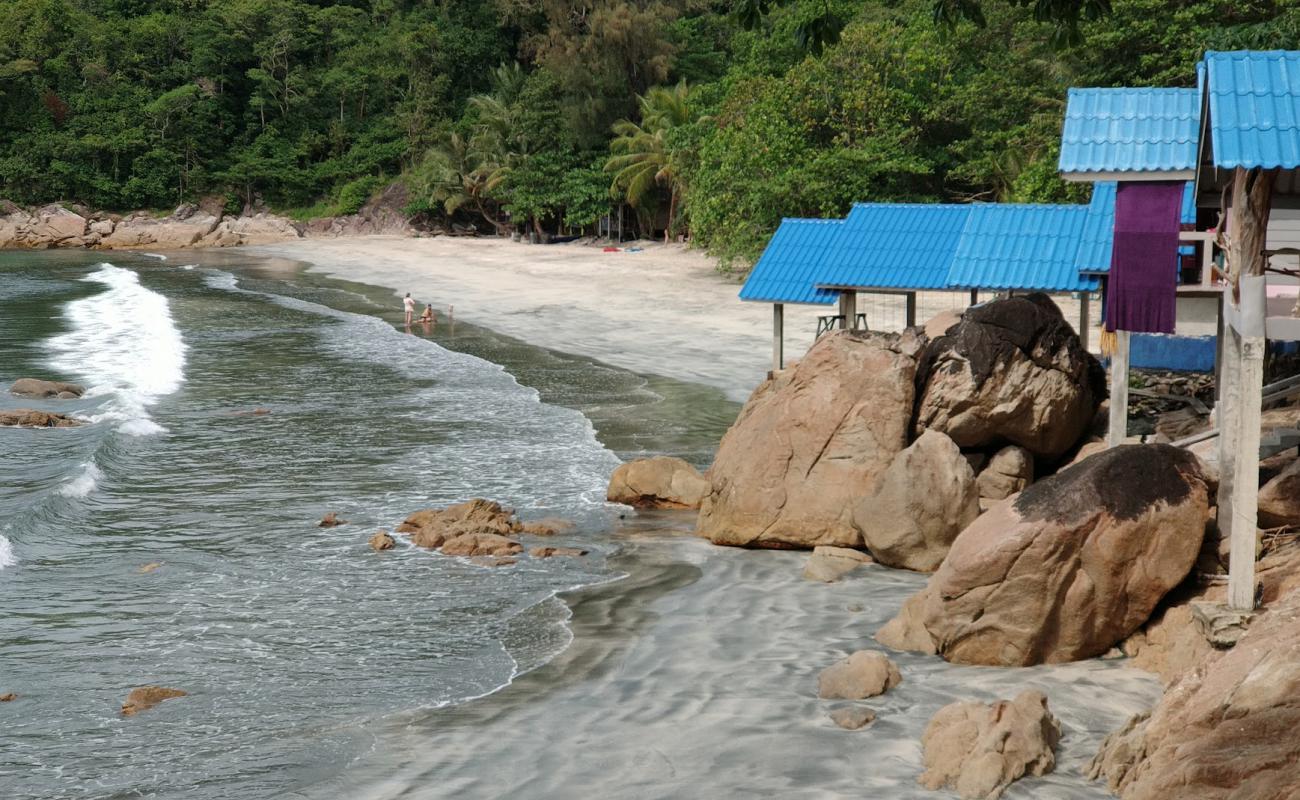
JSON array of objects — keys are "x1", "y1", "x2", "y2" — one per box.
[
  {"x1": 969, "y1": 288, "x2": 978, "y2": 307},
  {"x1": 1108, "y1": 329, "x2": 1130, "y2": 447},
  {"x1": 1079, "y1": 292, "x2": 1091, "y2": 352},
  {"x1": 773, "y1": 303, "x2": 785, "y2": 372},
  {"x1": 905, "y1": 292, "x2": 917, "y2": 328},
  {"x1": 838, "y1": 291, "x2": 856, "y2": 330}
]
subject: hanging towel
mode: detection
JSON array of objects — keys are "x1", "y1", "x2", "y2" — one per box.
[{"x1": 1104, "y1": 182, "x2": 1184, "y2": 334}]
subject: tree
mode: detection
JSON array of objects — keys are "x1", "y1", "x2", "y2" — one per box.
[{"x1": 605, "y1": 80, "x2": 697, "y2": 242}]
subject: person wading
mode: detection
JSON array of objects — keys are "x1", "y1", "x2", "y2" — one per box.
[{"x1": 403, "y1": 293, "x2": 415, "y2": 326}]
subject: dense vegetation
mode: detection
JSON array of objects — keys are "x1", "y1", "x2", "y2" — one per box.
[{"x1": 2, "y1": 0, "x2": 1298, "y2": 263}]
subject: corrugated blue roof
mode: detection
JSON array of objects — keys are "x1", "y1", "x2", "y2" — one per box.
[
  {"x1": 949, "y1": 204, "x2": 1099, "y2": 291},
  {"x1": 738, "y1": 218, "x2": 841, "y2": 304},
  {"x1": 1204, "y1": 50, "x2": 1300, "y2": 169},
  {"x1": 815, "y1": 204, "x2": 970, "y2": 290},
  {"x1": 1059, "y1": 88, "x2": 1200, "y2": 174},
  {"x1": 1074, "y1": 181, "x2": 1198, "y2": 274}
]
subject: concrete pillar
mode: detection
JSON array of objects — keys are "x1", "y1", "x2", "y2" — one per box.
[
  {"x1": 838, "y1": 292, "x2": 856, "y2": 329},
  {"x1": 1223, "y1": 275, "x2": 1267, "y2": 611},
  {"x1": 905, "y1": 292, "x2": 917, "y2": 328},
  {"x1": 1108, "y1": 329, "x2": 1130, "y2": 447},
  {"x1": 1079, "y1": 292, "x2": 1091, "y2": 352},
  {"x1": 969, "y1": 288, "x2": 978, "y2": 307},
  {"x1": 772, "y1": 303, "x2": 784, "y2": 372}
]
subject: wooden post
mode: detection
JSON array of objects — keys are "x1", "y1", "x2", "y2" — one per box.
[
  {"x1": 772, "y1": 303, "x2": 784, "y2": 372},
  {"x1": 838, "y1": 291, "x2": 856, "y2": 329},
  {"x1": 1108, "y1": 329, "x2": 1130, "y2": 447},
  {"x1": 969, "y1": 288, "x2": 978, "y2": 306},
  {"x1": 905, "y1": 292, "x2": 917, "y2": 327},
  {"x1": 1079, "y1": 292, "x2": 1091, "y2": 352}
]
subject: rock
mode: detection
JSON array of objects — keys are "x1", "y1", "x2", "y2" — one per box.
[
  {"x1": 829, "y1": 706, "x2": 876, "y2": 730},
  {"x1": 854, "y1": 430, "x2": 980, "y2": 571},
  {"x1": 396, "y1": 499, "x2": 521, "y2": 549},
  {"x1": 1189, "y1": 600, "x2": 1253, "y2": 648},
  {"x1": 529, "y1": 546, "x2": 587, "y2": 558},
  {"x1": 121, "y1": 686, "x2": 187, "y2": 716},
  {"x1": 816, "y1": 650, "x2": 901, "y2": 700},
  {"x1": 924, "y1": 309, "x2": 964, "y2": 340},
  {"x1": 31, "y1": 204, "x2": 88, "y2": 245},
  {"x1": 1258, "y1": 457, "x2": 1300, "y2": 527},
  {"x1": 0, "y1": 409, "x2": 81, "y2": 428},
  {"x1": 441, "y1": 532, "x2": 523, "y2": 558},
  {"x1": 368, "y1": 531, "x2": 396, "y2": 551},
  {"x1": 470, "y1": 555, "x2": 517, "y2": 567},
  {"x1": 913, "y1": 294, "x2": 1106, "y2": 459},
  {"x1": 0, "y1": 693, "x2": 16, "y2": 702},
  {"x1": 919, "y1": 690, "x2": 1061, "y2": 800},
  {"x1": 520, "y1": 518, "x2": 574, "y2": 536},
  {"x1": 304, "y1": 182, "x2": 418, "y2": 238},
  {"x1": 9, "y1": 378, "x2": 85, "y2": 398},
  {"x1": 976, "y1": 445, "x2": 1033, "y2": 502},
  {"x1": 200, "y1": 211, "x2": 302, "y2": 247},
  {"x1": 607, "y1": 456, "x2": 710, "y2": 509},
  {"x1": 1064, "y1": 439, "x2": 1108, "y2": 469},
  {"x1": 318, "y1": 512, "x2": 346, "y2": 528},
  {"x1": 101, "y1": 206, "x2": 222, "y2": 249},
  {"x1": 1088, "y1": 587, "x2": 1300, "y2": 800},
  {"x1": 138, "y1": 562, "x2": 163, "y2": 574},
  {"x1": 802, "y1": 545, "x2": 873, "y2": 582},
  {"x1": 88, "y1": 219, "x2": 114, "y2": 237},
  {"x1": 697, "y1": 329, "x2": 921, "y2": 549},
  {"x1": 877, "y1": 445, "x2": 1210, "y2": 665}
]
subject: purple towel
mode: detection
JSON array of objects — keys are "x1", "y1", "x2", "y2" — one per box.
[{"x1": 1104, "y1": 182, "x2": 1183, "y2": 334}]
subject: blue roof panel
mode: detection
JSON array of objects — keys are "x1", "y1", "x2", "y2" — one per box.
[
  {"x1": 1204, "y1": 50, "x2": 1300, "y2": 169},
  {"x1": 949, "y1": 204, "x2": 1099, "y2": 291},
  {"x1": 739, "y1": 218, "x2": 841, "y2": 304},
  {"x1": 1059, "y1": 88, "x2": 1201, "y2": 174},
  {"x1": 815, "y1": 204, "x2": 970, "y2": 290}
]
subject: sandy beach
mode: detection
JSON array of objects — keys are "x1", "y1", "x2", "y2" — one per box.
[{"x1": 250, "y1": 237, "x2": 1101, "y2": 403}]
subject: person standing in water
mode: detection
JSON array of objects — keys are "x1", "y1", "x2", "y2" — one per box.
[{"x1": 403, "y1": 293, "x2": 415, "y2": 326}]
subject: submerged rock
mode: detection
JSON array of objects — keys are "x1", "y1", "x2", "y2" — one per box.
[
  {"x1": 529, "y1": 546, "x2": 587, "y2": 558},
  {"x1": 368, "y1": 531, "x2": 396, "y2": 551},
  {"x1": 0, "y1": 693, "x2": 16, "y2": 702},
  {"x1": 520, "y1": 518, "x2": 574, "y2": 537},
  {"x1": 396, "y1": 499, "x2": 520, "y2": 549},
  {"x1": 829, "y1": 706, "x2": 876, "y2": 730},
  {"x1": 802, "y1": 546, "x2": 873, "y2": 583},
  {"x1": 607, "y1": 456, "x2": 710, "y2": 509},
  {"x1": 698, "y1": 330, "x2": 920, "y2": 549},
  {"x1": 913, "y1": 294, "x2": 1105, "y2": 460},
  {"x1": 854, "y1": 429, "x2": 980, "y2": 572},
  {"x1": 121, "y1": 686, "x2": 187, "y2": 716},
  {"x1": 877, "y1": 445, "x2": 1210, "y2": 666},
  {"x1": 0, "y1": 409, "x2": 80, "y2": 428},
  {"x1": 816, "y1": 651, "x2": 901, "y2": 700},
  {"x1": 318, "y1": 512, "x2": 346, "y2": 528},
  {"x1": 469, "y1": 555, "x2": 517, "y2": 567},
  {"x1": 137, "y1": 562, "x2": 163, "y2": 574},
  {"x1": 9, "y1": 378, "x2": 85, "y2": 398},
  {"x1": 920, "y1": 690, "x2": 1060, "y2": 800}
]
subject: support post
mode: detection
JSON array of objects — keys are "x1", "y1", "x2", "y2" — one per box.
[
  {"x1": 1079, "y1": 292, "x2": 1091, "y2": 352},
  {"x1": 905, "y1": 292, "x2": 917, "y2": 328},
  {"x1": 772, "y1": 303, "x2": 784, "y2": 372},
  {"x1": 1108, "y1": 329, "x2": 1130, "y2": 447},
  {"x1": 838, "y1": 292, "x2": 856, "y2": 329},
  {"x1": 969, "y1": 288, "x2": 978, "y2": 307}
]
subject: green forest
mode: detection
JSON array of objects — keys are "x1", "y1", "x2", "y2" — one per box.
[{"x1": 1, "y1": 0, "x2": 1298, "y2": 264}]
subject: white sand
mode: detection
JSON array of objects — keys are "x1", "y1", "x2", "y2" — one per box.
[{"x1": 250, "y1": 236, "x2": 1101, "y2": 403}]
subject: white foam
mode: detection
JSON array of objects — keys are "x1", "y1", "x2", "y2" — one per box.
[
  {"x1": 141, "y1": 252, "x2": 168, "y2": 261},
  {"x1": 180, "y1": 264, "x2": 196, "y2": 270},
  {"x1": 58, "y1": 462, "x2": 103, "y2": 498},
  {"x1": 46, "y1": 264, "x2": 187, "y2": 435},
  {"x1": 0, "y1": 535, "x2": 15, "y2": 570}
]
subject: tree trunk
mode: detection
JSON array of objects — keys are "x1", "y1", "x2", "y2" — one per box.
[{"x1": 1225, "y1": 166, "x2": 1277, "y2": 295}]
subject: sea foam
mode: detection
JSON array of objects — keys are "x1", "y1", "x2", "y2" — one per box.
[
  {"x1": 58, "y1": 462, "x2": 103, "y2": 498},
  {"x1": 47, "y1": 264, "x2": 187, "y2": 435},
  {"x1": 0, "y1": 535, "x2": 15, "y2": 570}
]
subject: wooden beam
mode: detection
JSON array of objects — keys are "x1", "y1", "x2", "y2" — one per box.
[
  {"x1": 1108, "y1": 330, "x2": 1130, "y2": 447},
  {"x1": 838, "y1": 292, "x2": 856, "y2": 330},
  {"x1": 1079, "y1": 293, "x2": 1090, "y2": 351},
  {"x1": 772, "y1": 303, "x2": 784, "y2": 372}
]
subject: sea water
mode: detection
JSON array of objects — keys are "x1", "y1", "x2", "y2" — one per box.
[{"x1": 0, "y1": 250, "x2": 736, "y2": 799}]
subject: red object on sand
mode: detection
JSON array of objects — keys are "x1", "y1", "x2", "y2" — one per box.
[{"x1": 602, "y1": 246, "x2": 620, "y2": 252}]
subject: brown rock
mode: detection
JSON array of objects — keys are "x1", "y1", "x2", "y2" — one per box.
[
  {"x1": 0, "y1": 693, "x2": 15, "y2": 702},
  {"x1": 396, "y1": 499, "x2": 520, "y2": 549},
  {"x1": 913, "y1": 294, "x2": 1105, "y2": 459},
  {"x1": 1088, "y1": 586, "x2": 1300, "y2": 800},
  {"x1": 318, "y1": 512, "x2": 346, "y2": 528},
  {"x1": 199, "y1": 212, "x2": 302, "y2": 247},
  {"x1": 924, "y1": 309, "x2": 964, "y2": 340},
  {"x1": 975, "y1": 445, "x2": 1033, "y2": 502},
  {"x1": 1258, "y1": 457, "x2": 1300, "y2": 527},
  {"x1": 829, "y1": 706, "x2": 876, "y2": 730},
  {"x1": 854, "y1": 429, "x2": 980, "y2": 572},
  {"x1": 121, "y1": 686, "x2": 187, "y2": 716},
  {"x1": 878, "y1": 445, "x2": 1210, "y2": 665},
  {"x1": 607, "y1": 456, "x2": 710, "y2": 509},
  {"x1": 9, "y1": 378, "x2": 85, "y2": 398},
  {"x1": 802, "y1": 546, "x2": 873, "y2": 582},
  {"x1": 816, "y1": 651, "x2": 901, "y2": 700},
  {"x1": 469, "y1": 555, "x2": 517, "y2": 567},
  {"x1": 520, "y1": 518, "x2": 574, "y2": 536},
  {"x1": 101, "y1": 205, "x2": 221, "y2": 249},
  {"x1": 920, "y1": 690, "x2": 1061, "y2": 800},
  {"x1": 0, "y1": 409, "x2": 80, "y2": 428},
  {"x1": 441, "y1": 532, "x2": 523, "y2": 558},
  {"x1": 529, "y1": 546, "x2": 588, "y2": 558},
  {"x1": 368, "y1": 531, "x2": 395, "y2": 551},
  {"x1": 697, "y1": 329, "x2": 921, "y2": 549},
  {"x1": 138, "y1": 562, "x2": 163, "y2": 574}
]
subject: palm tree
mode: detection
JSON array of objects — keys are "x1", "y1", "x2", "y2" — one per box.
[
  {"x1": 605, "y1": 80, "x2": 697, "y2": 242},
  {"x1": 417, "y1": 131, "x2": 509, "y2": 233}
]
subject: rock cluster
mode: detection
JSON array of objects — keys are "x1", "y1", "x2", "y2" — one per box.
[
  {"x1": 0, "y1": 410, "x2": 81, "y2": 428},
  {"x1": 9, "y1": 378, "x2": 85, "y2": 399},
  {"x1": 606, "y1": 456, "x2": 710, "y2": 509},
  {"x1": 919, "y1": 690, "x2": 1061, "y2": 800},
  {"x1": 393, "y1": 499, "x2": 582, "y2": 563}
]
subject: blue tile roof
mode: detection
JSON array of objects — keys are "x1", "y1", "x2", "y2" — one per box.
[
  {"x1": 1204, "y1": 50, "x2": 1300, "y2": 169},
  {"x1": 738, "y1": 218, "x2": 841, "y2": 304},
  {"x1": 1059, "y1": 88, "x2": 1201, "y2": 174},
  {"x1": 1074, "y1": 181, "x2": 1198, "y2": 274},
  {"x1": 949, "y1": 204, "x2": 1099, "y2": 292},
  {"x1": 815, "y1": 204, "x2": 971, "y2": 290}
]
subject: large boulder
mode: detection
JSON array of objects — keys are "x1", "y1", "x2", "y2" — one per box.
[
  {"x1": 1088, "y1": 586, "x2": 1300, "y2": 800},
  {"x1": 0, "y1": 409, "x2": 81, "y2": 428},
  {"x1": 9, "y1": 378, "x2": 85, "y2": 398},
  {"x1": 920, "y1": 690, "x2": 1061, "y2": 800},
  {"x1": 1257, "y1": 457, "x2": 1300, "y2": 527},
  {"x1": 101, "y1": 204, "x2": 222, "y2": 249},
  {"x1": 877, "y1": 445, "x2": 1210, "y2": 666},
  {"x1": 200, "y1": 211, "x2": 302, "y2": 247},
  {"x1": 441, "y1": 532, "x2": 523, "y2": 558},
  {"x1": 396, "y1": 498, "x2": 520, "y2": 549},
  {"x1": 854, "y1": 429, "x2": 980, "y2": 571},
  {"x1": 816, "y1": 651, "x2": 901, "y2": 699},
  {"x1": 606, "y1": 456, "x2": 710, "y2": 509},
  {"x1": 697, "y1": 329, "x2": 920, "y2": 549},
  {"x1": 802, "y1": 545, "x2": 873, "y2": 582},
  {"x1": 976, "y1": 445, "x2": 1034, "y2": 503},
  {"x1": 31, "y1": 204, "x2": 87, "y2": 245},
  {"x1": 913, "y1": 294, "x2": 1105, "y2": 460}
]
